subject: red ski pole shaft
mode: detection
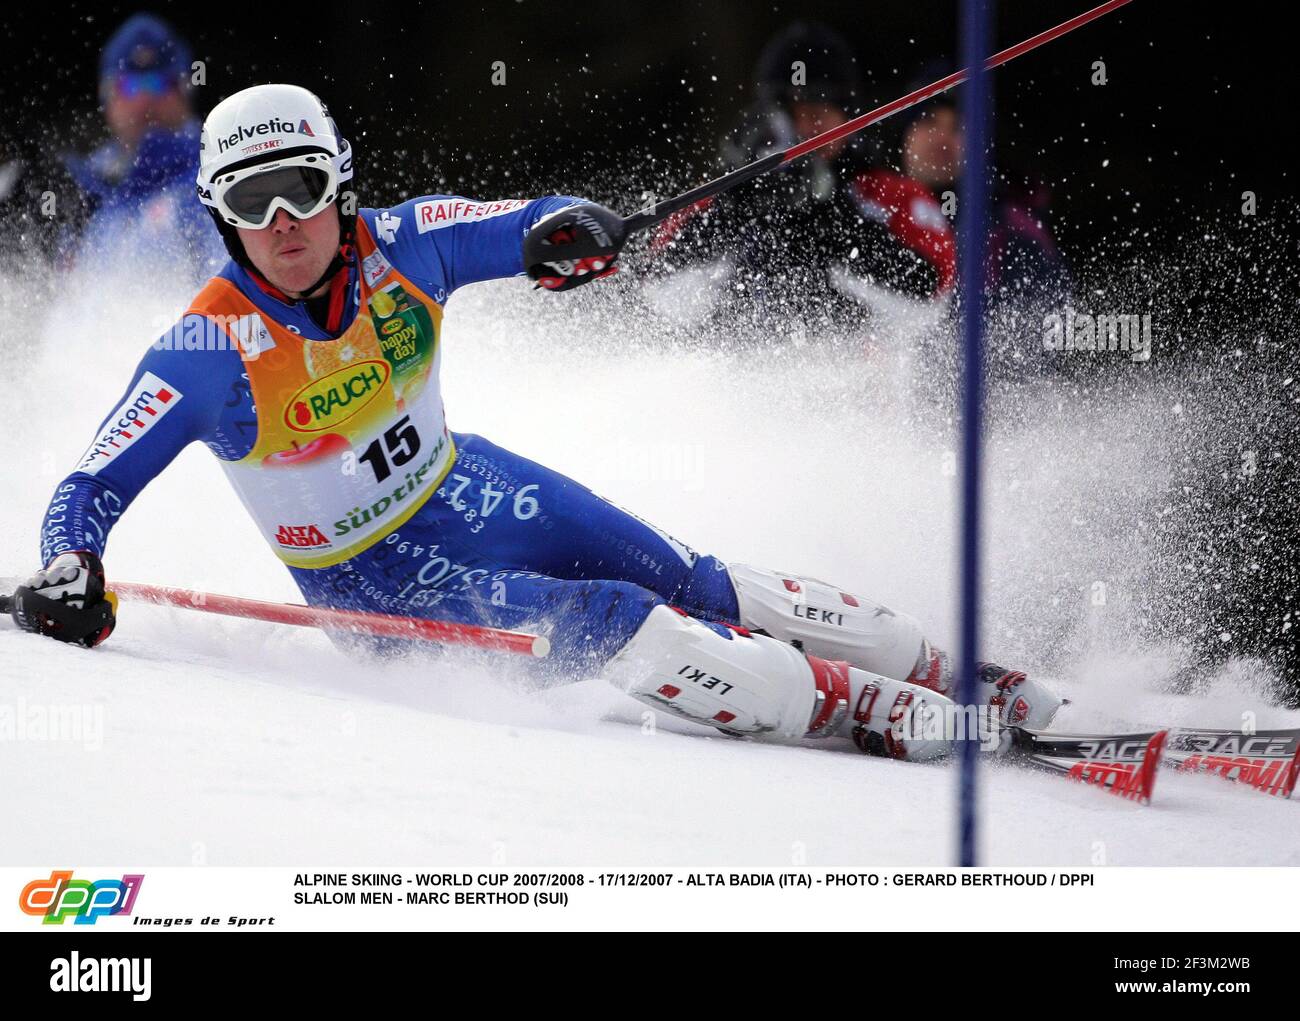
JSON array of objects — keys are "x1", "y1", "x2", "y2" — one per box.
[
  {"x1": 622, "y1": 0, "x2": 1134, "y2": 235},
  {"x1": 109, "y1": 581, "x2": 551, "y2": 658}
]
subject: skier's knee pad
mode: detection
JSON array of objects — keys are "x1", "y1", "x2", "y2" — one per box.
[
  {"x1": 603, "y1": 604, "x2": 821, "y2": 739},
  {"x1": 724, "y1": 566, "x2": 1061, "y2": 735},
  {"x1": 726, "y1": 563, "x2": 926, "y2": 681},
  {"x1": 602, "y1": 604, "x2": 954, "y2": 762}
]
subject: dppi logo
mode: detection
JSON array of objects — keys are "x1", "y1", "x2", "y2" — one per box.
[{"x1": 19, "y1": 870, "x2": 144, "y2": 925}]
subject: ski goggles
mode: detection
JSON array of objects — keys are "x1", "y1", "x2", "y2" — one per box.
[
  {"x1": 109, "y1": 71, "x2": 180, "y2": 98},
  {"x1": 208, "y1": 152, "x2": 341, "y2": 230}
]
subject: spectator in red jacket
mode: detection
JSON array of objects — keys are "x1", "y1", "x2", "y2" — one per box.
[
  {"x1": 646, "y1": 23, "x2": 963, "y2": 335},
  {"x1": 880, "y1": 72, "x2": 1071, "y2": 310}
]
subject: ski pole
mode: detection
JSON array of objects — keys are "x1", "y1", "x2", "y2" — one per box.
[
  {"x1": 622, "y1": 0, "x2": 1134, "y2": 235},
  {"x1": 2, "y1": 581, "x2": 551, "y2": 658}
]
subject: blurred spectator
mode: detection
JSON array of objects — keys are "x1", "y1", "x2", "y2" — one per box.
[
  {"x1": 647, "y1": 33, "x2": 1072, "y2": 335},
  {"x1": 884, "y1": 71, "x2": 1072, "y2": 310},
  {"x1": 646, "y1": 22, "x2": 956, "y2": 332},
  {"x1": 56, "y1": 13, "x2": 224, "y2": 278}
]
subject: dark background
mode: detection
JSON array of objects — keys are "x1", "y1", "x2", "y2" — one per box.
[{"x1": 0, "y1": 0, "x2": 1292, "y2": 254}]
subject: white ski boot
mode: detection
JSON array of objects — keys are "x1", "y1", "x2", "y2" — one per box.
[{"x1": 726, "y1": 563, "x2": 1064, "y2": 730}]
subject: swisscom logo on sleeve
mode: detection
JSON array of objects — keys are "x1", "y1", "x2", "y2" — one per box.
[{"x1": 75, "y1": 372, "x2": 184, "y2": 475}]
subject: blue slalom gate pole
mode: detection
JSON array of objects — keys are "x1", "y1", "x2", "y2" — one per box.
[{"x1": 957, "y1": 0, "x2": 993, "y2": 868}]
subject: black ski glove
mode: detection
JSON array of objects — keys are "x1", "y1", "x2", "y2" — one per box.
[
  {"x1": 524, "y1": 202, "x2": 626, "y2": 291},
  {"x1": 10, "y1": 551, "x2": 117, "y2": 647}
]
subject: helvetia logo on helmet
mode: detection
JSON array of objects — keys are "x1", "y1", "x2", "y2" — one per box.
[{"x1": 218, "y1": 117, "x2": 318, "y2": 154}]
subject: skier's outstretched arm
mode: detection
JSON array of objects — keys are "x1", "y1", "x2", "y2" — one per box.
[
  {"x1": 15, "y1": 325, "x2": 227, "y2": 646},
  {"x1": 363, "y1": 194, "x2": 626, "y2": 296}
]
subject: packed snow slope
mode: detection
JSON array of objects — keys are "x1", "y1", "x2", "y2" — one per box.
[{"x1": 1, "y1": 259, "x2": 1296, "y2": 866}]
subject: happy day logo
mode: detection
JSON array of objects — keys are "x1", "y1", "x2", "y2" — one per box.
[{"x1": 19, "y1": 870, "x2": 144, "y2": 925}]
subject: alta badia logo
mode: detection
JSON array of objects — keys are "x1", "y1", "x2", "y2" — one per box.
[{"x1": 19, "y1": 870, "x2": 144, "y2": 925}]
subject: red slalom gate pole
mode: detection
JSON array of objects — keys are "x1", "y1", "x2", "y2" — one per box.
[
  {"x1": 622, "y1": 0, "x2": 1134, "y2": 236},
  {"x1": 109, "y1": 582, "x2": 551, "y2": 658}
]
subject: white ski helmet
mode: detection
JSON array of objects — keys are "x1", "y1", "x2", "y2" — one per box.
[{"x1": 196, "y1": 83, "x2": 354, "y2": 269}]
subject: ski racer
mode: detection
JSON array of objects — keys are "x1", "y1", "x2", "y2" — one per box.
[{"x1": 12, "y1": 84, "x2": 1062, "y2": 761}]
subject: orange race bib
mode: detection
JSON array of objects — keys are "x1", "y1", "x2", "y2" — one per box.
[{"x1": 188, "y1": 220, "x2": 455, "y2": 568}]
